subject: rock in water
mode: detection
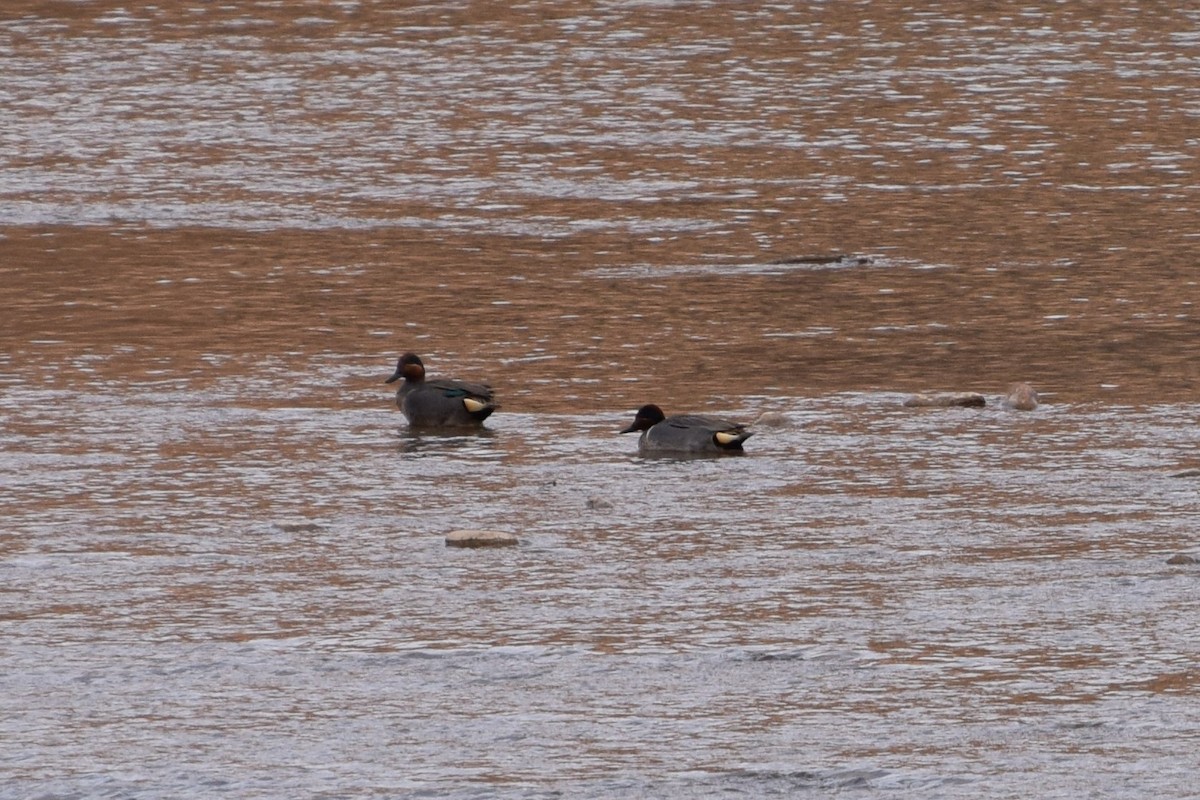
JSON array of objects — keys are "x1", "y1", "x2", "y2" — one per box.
[
  {"x1": 1001, "y1": 382, "x2": 1039, "y2": 411},
  {"x1": 753, "y1": 411, "x2": 792, "y2": 428},
  {"x1": 1169, "y1": 468, "x2": 1200, "y2": 478},
  {"x1": 445, "y1": 529, "x2": 519, "y2": 548},
  {"x1": 903, "y1": 392, "x2": 986, "y2": 408}
]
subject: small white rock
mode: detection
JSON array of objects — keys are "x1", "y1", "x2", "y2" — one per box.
[{"x1": 445, "y1": 529, "x2": 519, "y2": 548}]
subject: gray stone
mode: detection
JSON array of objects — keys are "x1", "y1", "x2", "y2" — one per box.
[
  {"x1": 445, "y1": 529, "x2": 519, "y2": 548},
  {"x1": 903, "y1": 392, "x2": 986, "y2": 408},
  {"x1": 1000, "y1": 382, "x2": 1039, "y2": 411},
  {"x1": 275, "y1": 521, "x2": 322, "y2": 533}
]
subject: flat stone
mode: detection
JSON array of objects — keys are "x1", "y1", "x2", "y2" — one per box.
[
  {"x1": 275, "y1": 521, "x2": 323, "y2": 533},
  {"x1": 903, "y1": 392, "x2": 986, "y2": 408},
  {"x1": 445, "y1": 529, "x2": 519, "y2": 548}
]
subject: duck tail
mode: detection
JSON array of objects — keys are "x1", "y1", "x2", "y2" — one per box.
[{"x1": 714, "y1": 430, "x2": 753, "y2": 450}]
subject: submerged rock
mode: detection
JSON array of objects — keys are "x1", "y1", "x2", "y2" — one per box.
[
  {"x1": 902, "y1": 392, "x2": 986, "y2": 408},
  {"x1": 445, "y1": 529, "x2": 519, "y2": 548},
  {"x1": 767, "y1": 253, "x2": 873, "y2": 267},
  {"x1": 753, "y1": 411, "x2": 792, "y2": 428},
  {"x1": 274, "y1": 521, "x2": 323, "y2": 533},
  {"x1": 1170, "y1": 468, "x2": 1200, "y2": 478},
  {"x1": 1166, "y1": 553, "x2": 1198, "y2": 565},
  {"x1": 586, "y1": 497, "x2": 615, "y2": 512}
]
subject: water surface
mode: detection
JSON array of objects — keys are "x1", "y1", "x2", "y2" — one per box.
[{"x1": 2, "y1": 2, "x2": 1199, "y2": 797}]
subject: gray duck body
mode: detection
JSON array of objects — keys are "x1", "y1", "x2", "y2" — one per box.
[
  {"x1": 621, "y1": 404, "x2": 753, "y2": 455},
  {"x1": 386, "y1": 353, "x2": 496, "y2": 428}
]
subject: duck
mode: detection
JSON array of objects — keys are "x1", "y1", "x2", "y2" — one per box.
[
  {"x1": 620, "y1": 403, "x2": 753, "y2": 454},
  {"x1": 385, "y1": 353, "x2": 497, "y2": 428}
]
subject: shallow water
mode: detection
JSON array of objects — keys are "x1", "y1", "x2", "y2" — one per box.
[
  {"x1": 3, "y1": 375, "x2": 1198, "y2": 797},
  {"x1": 3, "y1": 2, "x2": 1200, "y2": 798}
]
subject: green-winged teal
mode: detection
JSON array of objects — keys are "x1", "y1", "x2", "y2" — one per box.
[
  {"x1": 386, "y1": 353, "x2": 497, "y2": 428},
  {"x1": 620, "y1": 403, "x2": 753, "y2": 454}
]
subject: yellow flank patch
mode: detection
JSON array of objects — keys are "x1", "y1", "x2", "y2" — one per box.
[
  {"x1": 714, "y1": 431, "x2": 739, "y2": 445},
  {"x1": 462, "y1": 397, "x2": 487, "y2": 413}
]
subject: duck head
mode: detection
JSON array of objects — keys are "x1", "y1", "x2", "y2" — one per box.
[
  {"x1": 621, "y1": 403, "x2": 666, "y2": 433},
  {"x1": 386, "y1": 353, "x2": 426, "y2": 384}
]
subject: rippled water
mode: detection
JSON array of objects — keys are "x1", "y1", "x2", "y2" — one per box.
[
  {"x1": 5, "y1": 2, "x2": 1200, "y2": 247},
  {"x1": 3, "y1": 2, "x2": 1200, "y2": 798},
  {"x1": 4, "y1": 370, "x2": 1198, "y2": 797}
]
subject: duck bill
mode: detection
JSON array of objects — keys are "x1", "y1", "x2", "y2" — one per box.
[
  {"x1": 619, "y1": 422, "x2": 639, "y2": 434},
  {"x1": 385, "y1": 370, "x2": 402, "y2": 384}
]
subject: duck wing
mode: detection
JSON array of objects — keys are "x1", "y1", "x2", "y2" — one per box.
[
  {"x1": 665, "y1": 414, "x2": 746, "y2": 433},
  {"x1": 664, "y1": 414, "x2": 753, "y2": 450},
  {"x1": 426, "y1": 378, "x2": 495, "y2": 403}
]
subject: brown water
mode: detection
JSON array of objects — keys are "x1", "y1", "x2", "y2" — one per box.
[{"x1": 2, "y1": 3, "x2": 1199, "y2": 798}]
